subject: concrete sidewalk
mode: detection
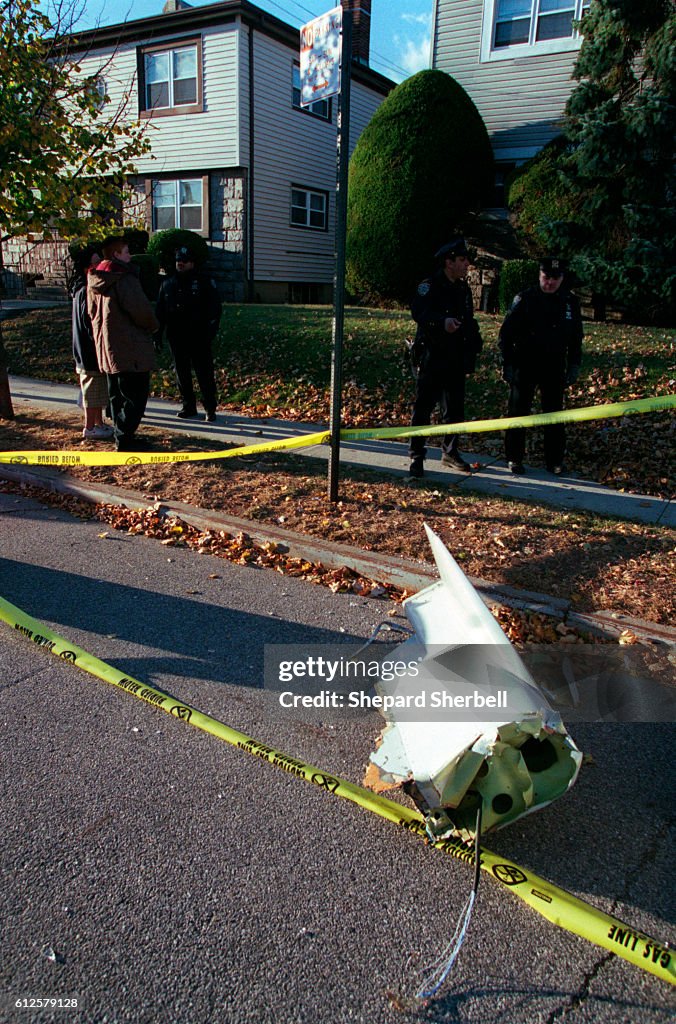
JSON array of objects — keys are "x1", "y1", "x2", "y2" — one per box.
[
  {"x1": 7, "y1": 373, "x2": 675, "y2": 527},
  {"x1": 0, "y1": 297, "x2": 68, "y2": 317}
]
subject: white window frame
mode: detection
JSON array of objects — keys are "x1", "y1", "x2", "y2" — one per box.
[
  {"x1": 480, "y1": 0, "x2": 589, "y2": 62},
  {"x1": 290, "y1": 186, "x2": 328, "y2": 231},
  {"x1": 149, "y1": 176, "x2": 208, "y2": 236}
]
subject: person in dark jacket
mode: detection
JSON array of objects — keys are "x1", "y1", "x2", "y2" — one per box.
[
  {"x1": 499, "y1": 257, "x2": 583, "y2": 476},
  {"x1": 155, "y1": 246, "x2": 222, "y2": 422},
  {"x1": 71, "y1": 245, "x2": 112, "y2": 440},
  {"x1": 87, "y1": 236, "x2": 159, "y2": 452},
  {"x1": 408, "y1": 237, "x2": 483, "y2": 477}
]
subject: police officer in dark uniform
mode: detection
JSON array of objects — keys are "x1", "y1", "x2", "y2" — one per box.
[
  {"x1": 156, "y1": 245, "x2": 222, "y2": 421},
  {"x1": 499, "y1": 257, "x2": 583, "y2": 475},
  {"x1": 409, "y1": 237, "x2": 483, "y2": 477}
]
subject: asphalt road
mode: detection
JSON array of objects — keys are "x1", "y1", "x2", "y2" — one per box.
[{"x1": 0, "y1": 489, "x2": 674, "y2": 1024}]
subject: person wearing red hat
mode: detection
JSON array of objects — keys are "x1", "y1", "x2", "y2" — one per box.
[{"x1": 87, "y1": 237, "x2": 158, "y2": 452}]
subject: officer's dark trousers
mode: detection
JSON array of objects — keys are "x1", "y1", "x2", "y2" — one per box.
[
  {"x1": 505, "y1": 369, "x2": 565, "y2": 468},
  {"x1": 106, "y1": 371, "x2": 149, "y2": 444},
  {"x1": 409, "y1": 366, "x2": 465, "y2": 462},
  {"x1": 169, "y1": 336, "x2": 217, "y2": 414}
]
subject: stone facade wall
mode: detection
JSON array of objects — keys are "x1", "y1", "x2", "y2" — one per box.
[
  {"x1": 2, "y1": 170, "x2": 248, "y2": 302},
  {"x1": 122, "y1": 171, "x2": 247, "y2": 302},
  {"x1": 1, "y1": 237, "x2": 70, "y2": 295},
  {"x1": 467, "y1": 251, "x2": 501, "y2": 314},
  {"x1": 208, "y1": 172, "x2": 246, "y2": 302}
]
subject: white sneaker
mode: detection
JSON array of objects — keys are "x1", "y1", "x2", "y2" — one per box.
[{"x1": 83, "y1": 424, "x2": 114, "y2": 440}]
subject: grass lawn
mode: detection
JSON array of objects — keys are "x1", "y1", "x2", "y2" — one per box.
[{"x1": 2, "y1": 303, "x2": 675, "y2": 496}]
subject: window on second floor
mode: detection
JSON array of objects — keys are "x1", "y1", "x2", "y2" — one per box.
[
  {"x1": 482, "y1": 0, "x2": 591, "y2": 60},
  {"x1": 93, "y1": 76, "x2": 107, "y2": 110},
  {"x1": 290, "y1": 186, "x2": 328, "y2": 231},
  {"x1": 292, "y1": 64, "x2": 332, "y2": 122},
  {"x1": 149, "y1": 177, "x2": 208, "y2": 234},
  {"x1": 139, "y1": 39, "x2": 202, "y2": 116}
]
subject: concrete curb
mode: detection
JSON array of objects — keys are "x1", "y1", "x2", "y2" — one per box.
[{"x1": 2, "y1": 463, "x2": 674, "y2": 647}]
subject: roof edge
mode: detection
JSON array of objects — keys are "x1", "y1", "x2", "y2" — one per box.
[{"x1": 68, "y1": 0, "x2": 394, "y2": 95}]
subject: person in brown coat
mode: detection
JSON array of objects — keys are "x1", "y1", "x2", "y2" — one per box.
[{"x1": 87, "y1": 236, "x2": 159, "y2": 451}]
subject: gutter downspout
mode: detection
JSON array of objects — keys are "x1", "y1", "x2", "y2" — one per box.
[{"x1": 247, "y1": 23, "x2": 255, "y2": 302}]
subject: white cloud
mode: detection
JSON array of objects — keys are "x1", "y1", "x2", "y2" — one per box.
[
  {"x1": 401, "y1": 13, "x2": 431, "y2": 27},
  {"x1": 395, "y1": 33, "x2": 432, "y2": 77}
]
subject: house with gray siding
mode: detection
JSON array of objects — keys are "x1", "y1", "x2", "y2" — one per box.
[
  {"x1": 3, "y1": 0, "x2": 392, "y2": 303},
  {"x1": 432, "y1": 0, "x2": 590, "y2": 195}
]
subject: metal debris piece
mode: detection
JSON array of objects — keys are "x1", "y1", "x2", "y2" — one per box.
[{"x1": 367, "y1": 525, "x2": 582, "y2": 839}]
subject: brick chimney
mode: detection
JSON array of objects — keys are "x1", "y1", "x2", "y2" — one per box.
[
  {"x1": 341, "y1": 0, "x2": 372, "y2": 66},
  {"x1": 162, "y1": 0, "x2": 192, "y2": 12}
]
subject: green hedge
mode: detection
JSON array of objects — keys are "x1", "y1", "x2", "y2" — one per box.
[
  {"x1": 346, "y1": 69, "x2": 493, "y2": 303},
  {"x1": 498, "y1": 259, "x2": 539, "y2": 313},
  {"x1": 147, "y1": 229, "x2": 209, "y2": 273},
  {"x1": 506, "y1": 137, "x2": 575, "y2": 256}
]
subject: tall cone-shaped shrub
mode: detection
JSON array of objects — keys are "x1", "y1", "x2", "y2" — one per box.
[{"x1": 346, "y1": 69, "x2": 493, "y2": 303}]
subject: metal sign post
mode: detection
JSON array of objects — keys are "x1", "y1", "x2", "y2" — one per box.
[{"x1": 300, "y1": 6, "x2": 352, "y2": 503}]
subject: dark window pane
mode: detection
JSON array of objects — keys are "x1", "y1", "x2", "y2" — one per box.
[
  {"x1": 154, "y1": 206, "x2": 176, "y2": 230},
  {"x1": 311, "y1": 98, "x2": 330, "y2": 119},
  {"x1": 291, "y1": 208, "x2": 306, "y2": 225},
  {"x1": 180, "y1": 206, "x2": 202, "y2": 230},
  {"x1": 495, "y1": 17, "x2": 530, "y2": 46},
  {"x1": 309, "y1": 210, "x2": 325, "y2": 228},
  {"x1": 174, "y1": 77, "x2": 197, "y2": 105},
  {"x1": 147, "y1": 81, "x2": 169, "y2": 109},
  {"x1": 536, "y1": 11, "x2": 574, "y2": 39}
]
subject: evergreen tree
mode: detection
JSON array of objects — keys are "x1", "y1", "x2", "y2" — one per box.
[
  {"x1": 546, "y1": 0, "x2": 675, "y2": 321},
  {"x1": 506, "y1": 137, "x2": 578, "y2": 257},
  {"x1": 346, "y1": 70, "x2": 493, "y2": 303}
]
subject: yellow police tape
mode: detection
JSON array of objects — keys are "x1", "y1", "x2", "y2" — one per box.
[
  {"x1": 1, "y1": 591, "x2": 673, "y2": 987},
  {"x1": 0, "y1": 395, "x2": 673, "y2": 467},
  {"x1": 342, "y1": 394, "x2": 676, "y2": 442}
]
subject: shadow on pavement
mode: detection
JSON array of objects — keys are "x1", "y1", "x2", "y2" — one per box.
[{"x1": 0, "y1": 556, "x2": 363, "y2": 692}]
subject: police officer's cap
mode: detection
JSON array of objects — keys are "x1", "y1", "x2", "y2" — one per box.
[
  {"x1": 175, "y1": 245, "x2": 195, "y2": 262},
  {"x1": 539, "y1": 257, "x2": 566, "y2": 277},
  {"x1": 435, "y1": 237, "x2": 469, "y2": 261}
]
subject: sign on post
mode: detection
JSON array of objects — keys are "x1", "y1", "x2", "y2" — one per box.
[
  {"x1": 300, "y1": 6, "x2": 343, "y2": 107},
  {"x1": 300, "y1": 6, "x2": 351, "y2": 503}
]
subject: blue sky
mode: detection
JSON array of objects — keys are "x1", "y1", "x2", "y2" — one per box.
[{"x1": 60, "y1": 0, "x2": 433, "y2": 82}]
